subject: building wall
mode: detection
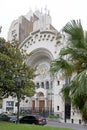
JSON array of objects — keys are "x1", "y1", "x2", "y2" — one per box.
[
  {"x1": 8, "y1": 19, "x2": 19, "y2": 42},
  {"x1": 19, "y1": 16, "x2": 33, "y2": 43},
  {"x1": 8, "y1": 9, "x2": 52, "y2": 44}
]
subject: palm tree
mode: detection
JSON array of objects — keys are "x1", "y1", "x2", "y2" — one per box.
[{"x1": 50, "y1": 20, "x2": 87, "y2": 123}]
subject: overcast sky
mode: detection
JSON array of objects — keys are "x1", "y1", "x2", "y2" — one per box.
[{"x1": 0, "y1": 0, "x2": 87, "y2": 40}]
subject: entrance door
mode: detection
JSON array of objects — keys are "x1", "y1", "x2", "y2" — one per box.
[
  {"x1": 32, "y1": 100, "x2": 35, "y2": 111},
  {"x1": 39, "y1": 100, "x2": 45, "y2": 111}
]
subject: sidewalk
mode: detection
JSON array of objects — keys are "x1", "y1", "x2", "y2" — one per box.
[{"x1": 47, "y1": 119, "x2": 87, "y2": 130}]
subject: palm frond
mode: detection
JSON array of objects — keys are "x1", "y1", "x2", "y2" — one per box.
[
  {"x1": 60, "y1": 46, "x2": 87, "y2": 61},
  {"x1": 50, "y1": 57, "x2": 73, "y2": 76},
  {"x1": 50, "y1": 59, "x2": 62, "y2": 75},
  {"x1": 63, "y1": 20, "x2": 86, "y2": 49},
  {"x1": 73, "y1": 70, "x2": 87, "y2": 95},
  {"x1": 61, "y1": 84, "x2": 70, "y2": 100}
]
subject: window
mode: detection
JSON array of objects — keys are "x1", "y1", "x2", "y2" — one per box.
[
  {"x1": 46, "y1": 81, "x2": 49, "y2": 89},
  {"x1": 38, "y1": 92, "x2": 44, "y2": 97},
  {"x1": 36, "y1": 82, "x2": 39, "y2": 88},
  {"x1": 6, "y1": 101, "x2": 14, "y2": 107},
  {"x1": 73, "y1": 112, "x2": 74, "y2": 115},
  {"x1": 57, "y1": 106, "x2": 59, "y2": 110},
  {"x1": 40, "y1": 35, "x2": 42, "y2": 38},
  {"x1": 57, "y1": 80, "x2": 60, "y2": 85},
  {"x1": 11, "y1": 30, "x2": 16, "y2": 36},
  {"x1": 48, "y1": 35, "x2": 50, "y2": 37},
  {"x1": 6, "y1": 101, "x2": 14, "y2": 111},
  {"x1": 22, "y1": 116, "x2": 29, "y2": 121},
  {"x1": 50, "y1": 81, "x2": 53, "y2": 88},
  {"x1": 71, "y1": 119, "x2": 74, "y2": 123},
  {"x1": 79, "y1": 119, "x2": 81, "y2": 124},
  {"x1": 41, "y1": 82, "x2": 44, "y2": 88}
]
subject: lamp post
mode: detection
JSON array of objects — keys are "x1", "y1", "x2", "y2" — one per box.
[{"x1": 14, "y1": 74, "x2": 25, "y2": 124}]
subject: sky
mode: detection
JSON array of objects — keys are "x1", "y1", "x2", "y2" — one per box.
[{"x1": 0, "y1": 0, "x2": 87, "y2": 40}]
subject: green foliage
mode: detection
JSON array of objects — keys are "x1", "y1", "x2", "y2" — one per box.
[
  {"x1": 0, "y1": 37, "x2": 36, "y2": 99},
  {"x1": 51, "y1": 20, "x2": 87, "y2": 123},
  {"x1": 51, "y1": 57, "x2": 73, "y2": 76}
]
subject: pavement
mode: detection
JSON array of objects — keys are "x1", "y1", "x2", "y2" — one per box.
[{"x1": 46, "y1": 120, "x2": 87, "y2": 130}]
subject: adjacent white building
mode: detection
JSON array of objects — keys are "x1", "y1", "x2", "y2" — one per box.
[{"x1": 2, "y1": 9, "x2": 83, "y2": 124}]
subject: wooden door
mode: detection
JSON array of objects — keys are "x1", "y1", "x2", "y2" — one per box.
[
  {"x1": 32, "y1": 100, "x2": 35, "y2": 110},
  {"x1": 39, "y1": 100, "x2": 45, "y2": 111}
]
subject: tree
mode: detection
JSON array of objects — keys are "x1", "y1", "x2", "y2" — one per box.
[
  {"x1": 0, "y1": 37, "x2": 36, "y2": 122},
  {"x1": 0, "y1": 37, "x2": 36, "y2": 98},
  {"x1": 50, "y1": 20, "x2": 87, "y2": 123}
]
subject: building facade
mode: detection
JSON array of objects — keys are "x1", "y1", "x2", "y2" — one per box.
[{"x1": 2, "y1": 9, "x2": 83, "y2": 124}]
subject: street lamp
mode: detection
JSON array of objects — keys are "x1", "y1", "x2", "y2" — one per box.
[{"x1": 14, "y1": 73, "x2": 25, "y2": 124}]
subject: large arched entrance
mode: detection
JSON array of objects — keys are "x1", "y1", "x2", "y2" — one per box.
[{"x1": 26, "y1": 48, "x2": 54, "y2": 116}]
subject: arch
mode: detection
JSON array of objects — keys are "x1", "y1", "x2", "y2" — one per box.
[
  {"x1": 36, "y1": 92, "x2": 44, "y2": 97},
  {"x1": 26, "y1": 48, "x2": 54, "y2": 66}
]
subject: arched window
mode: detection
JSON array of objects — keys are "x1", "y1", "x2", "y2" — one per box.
[
  {"x1": 41, "y1": 82, "x2": 44, "y2": 88},
  {"x1": 46, "y1": 81, "x2": 49, "y2": 89},
  {"x1": 37, "y1": 92, "x2": 44, "y2": 97},
  {"x1": 36, "y1": 82, "x2": 39, "y2": 88}
]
